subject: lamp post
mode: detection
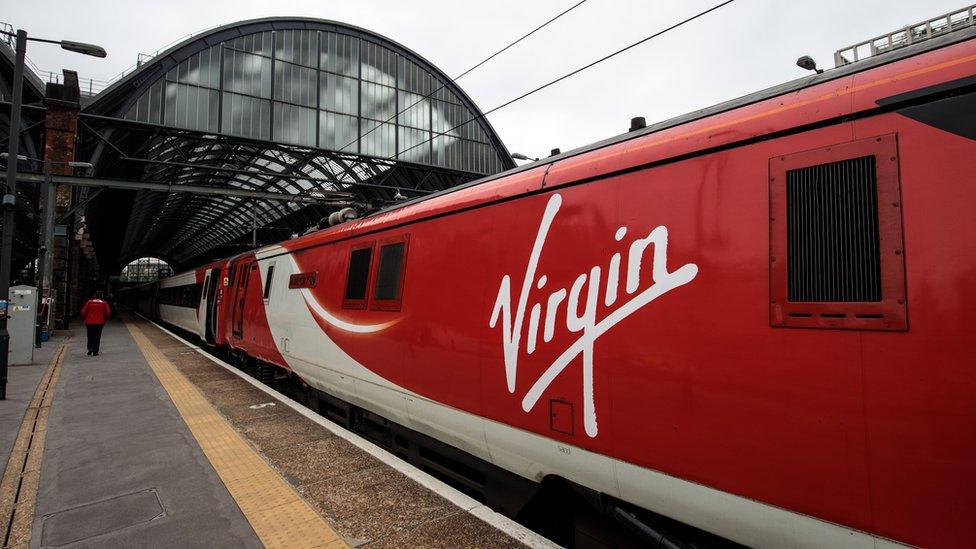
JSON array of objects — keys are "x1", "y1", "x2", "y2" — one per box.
[
  {"x1": 0, "y1": 28, "x2": 105, "y2": 400},
  {"x1": 511, "y1": 152, "x2": 540, "y2": 162}
]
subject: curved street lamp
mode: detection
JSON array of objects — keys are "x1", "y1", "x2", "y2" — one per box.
[
  {"x1": 511, "y1": 152, "x2": 539, "y2": 162},
  {"x1": 59, "y1": 40, "x2": 107, "y2": 58}
]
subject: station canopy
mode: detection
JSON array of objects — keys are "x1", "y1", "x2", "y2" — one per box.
[{"x1": 7, "y1": 18, "x2": 514, "y2": 272}]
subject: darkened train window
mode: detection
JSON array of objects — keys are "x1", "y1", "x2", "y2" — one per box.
[
  {"x1": 263, "y1": 264, "x2": 275, "y2": 300},
  {"x1": 374, "y1": 243, "x2": 405, "y2": 300},
  {"x1": 769, "y1": 135, "x2": 907, "y2": 331},
  {"x1": 343, "y1": 246, "x2": 373, "y2": 309},
  {"x1": 371, "y1": 237, "x2": 408, "y2": 311},
  {"x1": 158, "y1": 283, "x2": 201, "y2": 307}
]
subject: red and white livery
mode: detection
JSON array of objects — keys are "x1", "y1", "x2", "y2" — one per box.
[{"x1": 137, "y1": 26, "x2": 976, "y2": 548}]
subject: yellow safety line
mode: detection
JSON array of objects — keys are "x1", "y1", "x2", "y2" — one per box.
[
  {"x1": 0, "y1": 345, "x2": 65, "y2": 549},
  {"x1": 125, "y1": 320, "x2": 347, "y2": 549}
]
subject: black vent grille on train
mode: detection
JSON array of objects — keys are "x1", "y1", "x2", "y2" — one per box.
[{"x1": 786, "y1": 155, "x2": 883, "y2": 302}]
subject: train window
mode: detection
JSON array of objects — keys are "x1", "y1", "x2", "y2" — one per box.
[
  {"x1": 263, "y1": 264, "x2": 275, "y2": 301},
  {"x1": 371, "y1": 236, "x2": 408, "y2": 312},
  {"x1": 156, "y1": 282, "x2": 203, "y2": 307},
  {"x1": 343, "y1": 245, "x2": 373, "y2": 309},
  {"x1": 769, "y1": 134, "x2": 906, "y2": 330},
  {"x1": 375, "y1": 243, "x2": 405, "y2": 300}
]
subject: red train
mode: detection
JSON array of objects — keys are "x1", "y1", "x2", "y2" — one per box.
[{"x1": 131, "y1": 24, "x2": 976, "y2": 548}]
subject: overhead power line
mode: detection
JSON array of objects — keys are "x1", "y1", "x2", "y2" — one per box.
[
  {"x1": 340, "y1": 0, "x2": 592, "y2": 152},
  {"x1": 396, "y1": 0, "x2": 738, "y2": 159},
  {"x1": 449, "y1": 0, "x2": 591, "y2": 83}
]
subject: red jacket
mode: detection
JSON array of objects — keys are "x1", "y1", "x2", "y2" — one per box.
[{"x1": 80, "y1": 299, "x2": 112, "y2": 325}]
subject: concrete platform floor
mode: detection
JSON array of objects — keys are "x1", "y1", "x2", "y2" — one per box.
[
  {"x1": 1, "y1": 317, "x2": 538, "y2": 548},
  {"x1": 0, "y1": 338, "x2": 60, "y2": 476}
]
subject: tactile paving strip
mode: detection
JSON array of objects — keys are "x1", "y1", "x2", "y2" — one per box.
[
  {"x1": 0, "y1": 344, "x2": 65, "y2": 549},
  {"x1": 125, "y1": 321, "x2": 347, "y2": 549}
]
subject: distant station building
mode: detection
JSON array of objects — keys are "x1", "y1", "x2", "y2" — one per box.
[{"x1": 0, "y1": 18, "x2": 514, "y2": 326}]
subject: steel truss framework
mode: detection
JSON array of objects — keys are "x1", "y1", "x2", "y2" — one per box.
[
  {"x1": 0, "y1": 34, "x2": 45, "y2": 275},
  {"x1": 3, "y1": 17, "x2": 513, "y2": 274},
  {"x1": 77, "y1": 114, "x2": 488, "y2": 268},
  {"x1": 0, "y1": 113, "x2": 44, "y2": 272}
]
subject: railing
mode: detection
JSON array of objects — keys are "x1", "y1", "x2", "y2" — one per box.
[
  {"x1": 36, "y1": 70, "x2": 113, "y2": 97},
  {"x1": 0, "y1": 20, "x2": 225, "y2": 98},
  {"x1": 2, "y1": 22, "x2": 49, "y2": 86},
  {"x1": 834, "y1": 4, "x2": 976, "y2": 66},
  {"x1": 95, "y1": 22, "x2": 226, "y2": 93},
  {"x1": 0, "y1": 22, "x2": 12, "y2": 45}
]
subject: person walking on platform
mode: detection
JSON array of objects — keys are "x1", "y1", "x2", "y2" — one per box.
[{"x1": 80, "y1": 291, "x2": 112, "y2": 356}]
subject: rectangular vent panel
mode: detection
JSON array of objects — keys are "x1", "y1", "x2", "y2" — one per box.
[
  {"x1": 769, "y1": 134, "x2": 907, "y2": 331},
  {"x1": 786, "y1": 155, "x2": 882, "y2": 302}
]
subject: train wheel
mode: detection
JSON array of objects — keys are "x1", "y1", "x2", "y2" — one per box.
[
  {"x1": 241, "y1": 356, "x2": 256, "y2": 377},
  {"x1": 256, "y1": 363, "x2": 274, "y2": 385}
]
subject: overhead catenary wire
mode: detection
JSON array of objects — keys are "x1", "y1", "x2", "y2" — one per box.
[
  {"x1": 339, "y1": 0, "x2": 591, "y2": 152},
  {"x1": 396, "y1": 0, "x2": 738, "y2": 160}
]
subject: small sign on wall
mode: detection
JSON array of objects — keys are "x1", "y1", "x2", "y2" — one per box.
[{"x1": 288, "y1": 272, "x2": 317, "y2": 289}]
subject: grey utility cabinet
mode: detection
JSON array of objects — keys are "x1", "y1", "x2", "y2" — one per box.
[{"x1": 7, "y1": 285, "x2": 37, "y2": 366}]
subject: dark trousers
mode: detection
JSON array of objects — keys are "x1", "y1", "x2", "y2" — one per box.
[{"x1": 86, "y1": 324, "x2": 104, "y2": 354}]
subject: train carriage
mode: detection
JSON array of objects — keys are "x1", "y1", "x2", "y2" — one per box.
[
  {"x1": 151, "y1": 259, "x2": 228, "y2": 343},
  {"x1": 133, "y1": 23, "x2": 976, "y2": 548}
]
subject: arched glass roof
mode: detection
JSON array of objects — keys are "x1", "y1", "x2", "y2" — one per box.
[
  {"x1": 109, "y1": 25, "x2": 508, "y2": 174},
  {"x1": 119, "y1": 257, "x2": 173, "y2": 283},
  {"x1": 79, "y1": 17, "x2": 514, "y2": 270}
]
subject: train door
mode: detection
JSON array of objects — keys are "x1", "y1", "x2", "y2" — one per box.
[
  {"x1": 232, "y1": 262, "x2": 253, "y2": 340},
  {"x1": 203, "y1": 267, "x2": 221, "y2": 343}
]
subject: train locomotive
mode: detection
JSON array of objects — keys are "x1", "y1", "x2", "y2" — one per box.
[{"x1": 128, "y1": 23, "x2": 976, "y2": 549}]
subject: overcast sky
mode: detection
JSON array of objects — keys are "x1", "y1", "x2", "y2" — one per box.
[{"x1": 5, "y1": 0, "x2": 967, "y2": 159}]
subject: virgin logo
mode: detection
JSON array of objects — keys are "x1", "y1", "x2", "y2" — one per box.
[{"x1": 489, "y1": 193, "x2": 699, "y2": 438}]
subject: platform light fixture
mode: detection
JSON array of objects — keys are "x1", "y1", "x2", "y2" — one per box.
[
  {"x1": 1, "y1": 154, "x2": 93, "y2": 171},
  {"x1": 511, "y1": 152, "x2": 539, "y2": 162},
  {"x1": 796, "y1": 55, "x2": 824, "y2": 74},
  {"x1": 59, "y1": 40, "x2": 107, "y2": 58}
]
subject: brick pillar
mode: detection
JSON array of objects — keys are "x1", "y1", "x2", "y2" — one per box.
[{"x1": 42, "y1": 71, "x2": 81, "y2": 329}]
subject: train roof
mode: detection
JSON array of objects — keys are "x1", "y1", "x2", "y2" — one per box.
[
  {"x1": 240, "y1": 23, "x2": 976, "y2": 261},
  {"x1": 383, "y1": 23, "x2": 976, "y2": 214}
]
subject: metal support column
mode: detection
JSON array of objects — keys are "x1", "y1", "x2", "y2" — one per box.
[
  {"x1": 0, "y1": 29, "x2": 27, "y2": 400},
  {"x1": 251, "y1": 205, "x2": 258, "y2": 247},
  {"x1": 34, "y1": 163, "x2": 56, "y2": 347}
]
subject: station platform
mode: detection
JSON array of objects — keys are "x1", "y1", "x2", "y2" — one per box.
[{"x1": 0, "y1": 315, "x2": 552, "y2": 548}]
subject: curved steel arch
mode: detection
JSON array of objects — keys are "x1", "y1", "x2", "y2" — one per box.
[
  {"x1": 85, "y1": 17, "x2": 512, "y2": 164},
  {"x1": 77, "y1": 18, "x2": 514, "y2": 271}
]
